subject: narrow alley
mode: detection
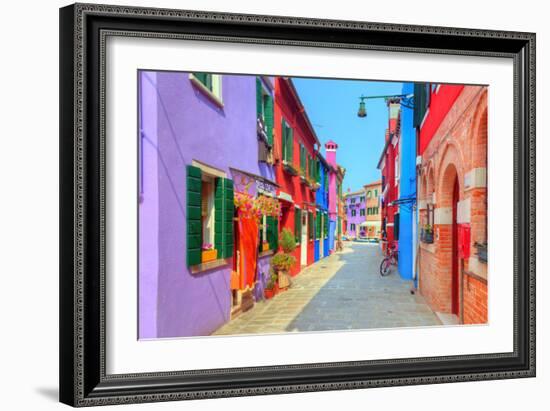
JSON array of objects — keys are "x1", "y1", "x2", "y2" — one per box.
[{"x1": 214, "y1": 242, "x2": 441, "y2": 335}]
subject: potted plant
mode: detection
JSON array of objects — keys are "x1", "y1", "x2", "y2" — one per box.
[
  {"x1": 264, "y1": 273, "x2": 279, "y2": 299},
  {"x1": 201, "y1": 243, "x2": 217, "y2": 263},
  {"x1": 474, "y1": 242, "x2": 488, "y2": 263},
  {"x1": 270, "y1": 228, "x2": 297, "y2": 289},
  {"x1": 422, "y1": 224, "x2": 434, "y2": 244}
]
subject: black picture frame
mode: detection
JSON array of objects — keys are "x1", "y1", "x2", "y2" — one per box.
[{"x1": 59, "y1": 3, "x2": 536, "y2": 407}]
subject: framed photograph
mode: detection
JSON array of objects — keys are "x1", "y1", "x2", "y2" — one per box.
[{"x1": 59, "y1": 3, "x2": 535, "y2": 407}]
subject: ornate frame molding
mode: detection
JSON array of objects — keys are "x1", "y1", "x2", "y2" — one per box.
[{"x1": 60, "y1": 3, "x2": 535, "y2": 407}]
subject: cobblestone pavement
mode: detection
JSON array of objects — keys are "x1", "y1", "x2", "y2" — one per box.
[{"x1": 213, "y1": 242, "x2": 441, "y2": 335}]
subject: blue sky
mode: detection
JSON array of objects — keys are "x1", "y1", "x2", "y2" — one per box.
[{"x1": 292, "y1": 77, "x2": 405, "y2": 193}]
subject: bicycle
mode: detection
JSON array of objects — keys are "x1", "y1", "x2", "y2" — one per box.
[{"x1": 380, "y1": 242, "x2": 398, "y2": 276}]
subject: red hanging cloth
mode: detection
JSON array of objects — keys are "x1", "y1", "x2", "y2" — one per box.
[{"x1": 237, "y1": 210, "x2": 259, "y2": 289}]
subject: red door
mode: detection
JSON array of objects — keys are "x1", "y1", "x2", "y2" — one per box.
[{"x1": 451, "y1": 179, "x2": 460, "y2": 315}]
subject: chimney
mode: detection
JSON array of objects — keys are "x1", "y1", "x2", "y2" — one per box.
[{"x1": 325, "y1": 140, "x2": 338, "y2": 167}]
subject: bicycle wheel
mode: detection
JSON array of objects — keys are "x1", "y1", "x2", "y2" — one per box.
[{"x1": 380, "y1": 258, "x2": 391, "y2": 276}]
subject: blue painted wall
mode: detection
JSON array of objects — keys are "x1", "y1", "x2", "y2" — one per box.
[
  {"x1": 314, "y1": 155, "x2": 330, "y2": 261},
  {"x1": 397, "y1": 82, "x2": 417, "y2": 280}
]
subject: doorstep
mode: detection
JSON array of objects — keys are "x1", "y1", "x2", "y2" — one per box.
[{"x1": 435, "y1": 312, "x2": 460, "y2": 325}]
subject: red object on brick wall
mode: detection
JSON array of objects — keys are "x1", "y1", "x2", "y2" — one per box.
[{"x1": 458, "y1": 224, "x2": 471, "y2": 259}]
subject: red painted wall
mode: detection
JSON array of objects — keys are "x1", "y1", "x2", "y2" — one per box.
[
  {"x1": 418, "y1": 84, "x2": 464, "y2": 155},
  {"x1": 273, "y1": 78, "x2": 317, "y2": 275},
  {"x1": 381, "y1": 113, "x2": 400, "y2": 249}
]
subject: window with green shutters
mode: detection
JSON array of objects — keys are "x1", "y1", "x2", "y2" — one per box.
[
  {"x1": 193, "y1": 73, "x2": 213, "y2": 91},
  {"x1": 214, "y1": 177, "x2": 235, "y2": 259},
  {"x1": 299, "y1": 144, "x2": 306, "y2": 174},
  {"x1": 256, "y1": 77, "x2": 274, "y2": 146},
  {"x1": 316, "y1": 210, "x2": 322, "y2": 239},
  {"x1": 186, "y1": 165, "x2": 203, "y2": 267},
  {"x1": 282, "y1": 119, "x2": 294, "y2": 164},
  {"x1": 265, "y1": 215, "x2": 278, "y2": 251},
  {"x1": 186, "y1": 165, "x2": 234, "y2": 267},
  {"x1": 294, "y1": 207, "x2": 301, "y2": 244},
  {"x1": 413, "y1": 82, "x2": 429, "y2": 127},
  {"x1": 323, "y1": 212, "x2": 329, "y2": 238},
  {"x1": 308, "y1": 211, "x2": 314, "y2": 241},
  {"x1": 315, "y1": 159, "x2": 321, "y2": 183}
]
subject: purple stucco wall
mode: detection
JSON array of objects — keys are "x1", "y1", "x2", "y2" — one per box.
[
  {"x1": 139, "y1": 72, "x2": 159, "y2": 339},
  {"x1": 345, "y1": 193, "x2": 366, "y2": 236},
  {"x1": 139, "y1": 71, "x2": 274, "y2": 338}
]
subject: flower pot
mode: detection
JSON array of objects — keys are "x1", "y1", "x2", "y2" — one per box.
[
  {"x1": 262, "y1": 242, "x2": 270, "y2": 252},
  {"x1": 264, "y1": 288, "x2": 274, "y2": 299},
  {"x1": 424, "y1": 232, "x2": 434, "y2": 244},
  {"x1": 475, "y1": 243, "x2": 488, "y2": 263},
  {"x1": 201, "y1": 249, "x2": 217, "y2": 263},
  {"x1": 278, "y1": 270, "x2": 291, "y2": 289}
]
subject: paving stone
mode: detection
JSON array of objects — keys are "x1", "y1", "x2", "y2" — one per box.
[{"x1": 213, "y1": 243, "x2": 442, "y2": 336}]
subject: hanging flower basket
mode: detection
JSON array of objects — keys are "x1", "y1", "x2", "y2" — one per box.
[{"x1": 234, "y1": 192, "x2": 281, "y2": 222}]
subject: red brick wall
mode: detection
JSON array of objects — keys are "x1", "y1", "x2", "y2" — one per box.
[
  {"x1": 418, "y1": 85, "x2": 488, "y2": 324},
  {"x1": 419, "y1": 246, "x2": 451, "y2": 312},
  {"x1": 462, "y1": 275, "x2": 488, "y2": 324}
]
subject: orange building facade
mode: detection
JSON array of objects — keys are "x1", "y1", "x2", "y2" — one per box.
[{"x1": 363, "y1": 180, "x2": 382, "y2": 241}]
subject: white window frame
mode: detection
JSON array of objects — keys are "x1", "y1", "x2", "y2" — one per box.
[
  {"x1": 189, "y1": 73, "x2": 223, "y2": 108},
  {"x1": 201, "y1": 175, "x2": 216, "y2": 248},
  {"x1": 261, "y1": 215, "x2": 268, "y2": 243},
  {"x1": 192, "y1": 160, "x2": 227, "y2": 253}
]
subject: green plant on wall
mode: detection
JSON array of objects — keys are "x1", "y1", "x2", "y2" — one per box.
[{"x1": 279, "y1": 227, "x2": 297, "y2": 254}]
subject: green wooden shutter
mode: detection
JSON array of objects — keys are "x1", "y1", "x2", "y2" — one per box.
[
  {"x1": 281, "y1": 119, "x2": 287, "y2": 162},
  {"x1": 256, "y1": 77, "x2": 263, "y2": 118},
  {"x1": 316, "y1": 210, "x2": 322, "y2": 239},
  {"x1": 308, "y1": 211, "x2": 314, "y2": 240},
  {"x1": 214, "y1": 178, "x2": 224, "y2": 255},
  {"x1": 394, "y1": 212, "x2": 400, "y2": 242},
  {"x1": 266, "y1": 216, "x2": 278, "y2": 251},
  {"x1": 295, "y1": 207, "x2": 301, "y2": 243},
  {"x1": 288, "y1": 127, "x2": 294, "y2": 164},
  {"x1": 265, "y1": 94, "x2": 274, "y2": 146},
  {"x1": 223, "y1": 178, "x2": 234, "y2": 258},
  {"x1": 214, "y1": 177, "x2": 235, "y2": 259},
  {"x1": 413, "y1": 82, "x2": 428, "y2": 127},
  {"x1": 186, "y1": 165, "x2": 202, "y2": 267},
  {"x1": 324, "y1": 212, "x2": 329, "y2": 238}
]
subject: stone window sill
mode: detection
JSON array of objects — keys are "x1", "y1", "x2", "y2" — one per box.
[
  {"x1": 189, "y1": 74, "x2": 224, "y2": 108},
  {"x1": 259, "y1": 250, "x2": 274, "y2": 258},
  {"x1": 190, "y1": 258, "x2": 230, "y2": 274}
]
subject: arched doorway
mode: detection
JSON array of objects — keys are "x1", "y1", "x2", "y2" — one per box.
[
  {"x1": 451, "y1": 178, "x2": 459, "y2": 315},
  {"x1": 439, "y1": 161, "x2": 461, "y2": 316}
]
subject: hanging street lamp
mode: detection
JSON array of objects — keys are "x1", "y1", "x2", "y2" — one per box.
[
  {"x1": 356, "y1": 93, "x2": 414, "y2": 118},
  {"x1": 357, "y1": 96, "x2": 367, "y2": 118}
]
